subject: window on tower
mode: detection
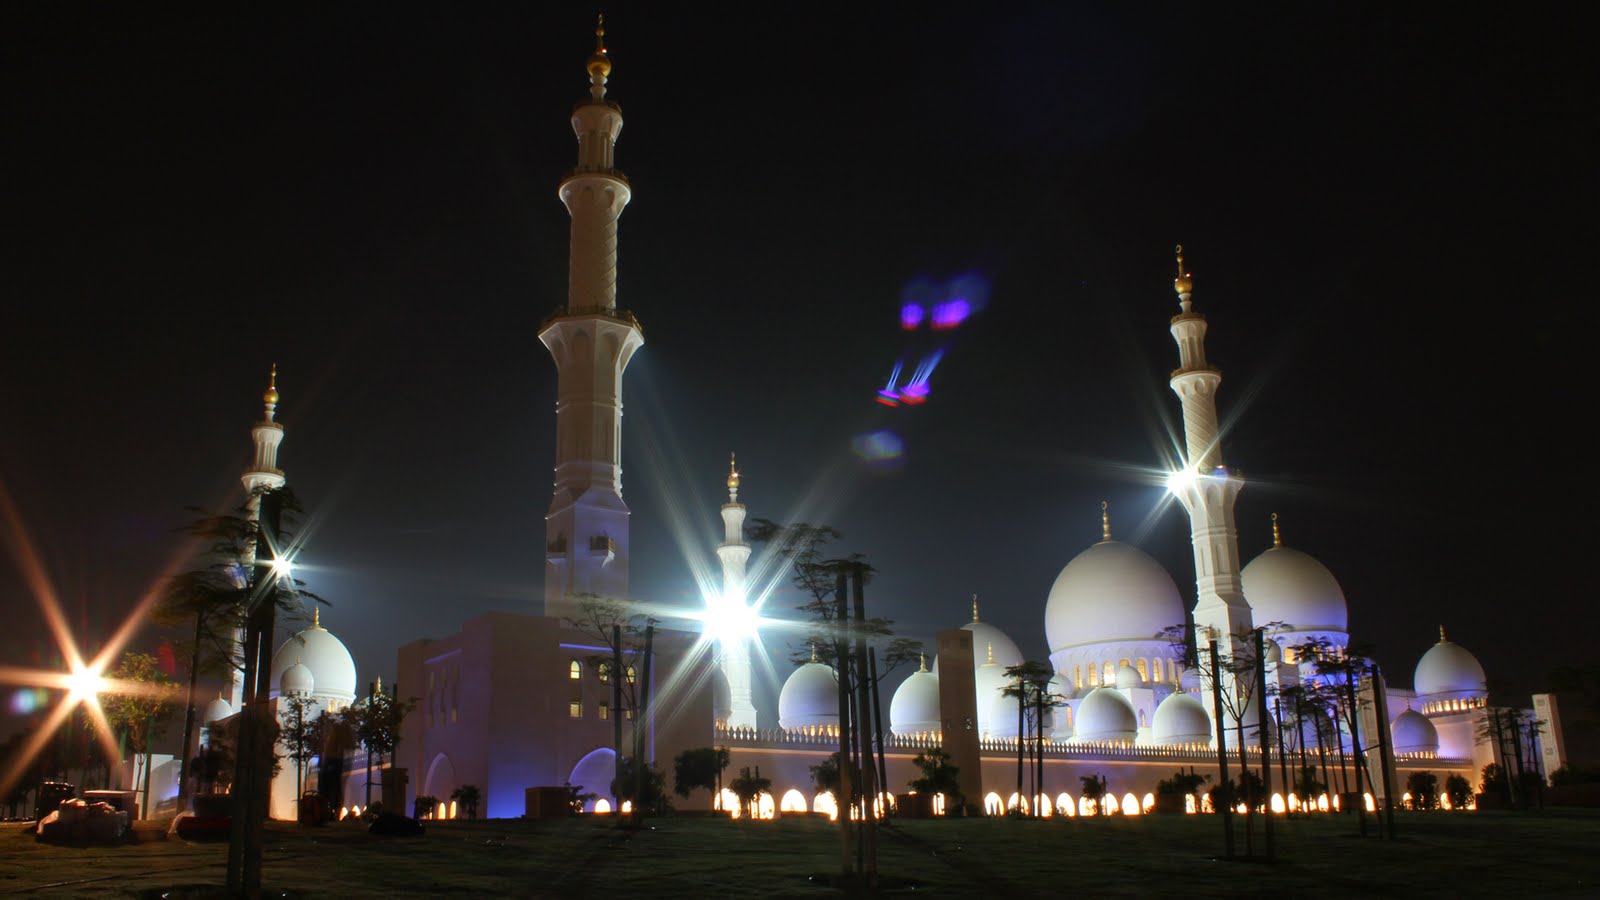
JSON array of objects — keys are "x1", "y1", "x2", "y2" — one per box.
[
  {"x1": 569, "y1": 660, "x2": 582, "y2": 680},
  {"x1": 569, "y1": 700, "x2": 582, "y2": 718}
]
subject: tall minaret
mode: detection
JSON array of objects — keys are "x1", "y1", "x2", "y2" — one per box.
[
  {"x1": 1165, "y1": 247, "x2": 1254, "y2": 703},
  {"x1": 231, "y1": 364, "x2": 288, "y2": 707},
  {"x1": 716, "y1": 454, "x2": 757, "y2": 729},
  {"x1": 538, "y1": 16, "x2": 645, "y2": 621}
]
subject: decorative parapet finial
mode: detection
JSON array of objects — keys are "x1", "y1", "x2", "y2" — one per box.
[
  {"x1": 1439, "y1": 624, "x2": 1447, "y2": 642},
  {"x1": 1174, "y1": 244, "x2": 1194, "y2": 313},
  {"x1": 312, "y1": 606, "x2": 321, "y2": 629},
  {"x1": 810, "y1": 641, "x2": 819, "y2": 663},
  {"x1": 1101, "y1": 500, "x2": 1112, "y2": 542},
  {"x1": 727, "y1": 452, "x2": 739, "y2": 499},
  {"x1": 918, "y1": 653, "x2": 927, "y2": 673},
  {"x1": 971, "y1": 594, "x2": 979, "y2": 623},
  {"x1": 586, "y1": 13, "x2": 612, "y2": 97},
  {"x1": 1271, "y1": 512, "x2": 1282, "y2": 548},
  {"x1": 262, "y1": 363, "x2": 280, "y2": 421},
  {"x1": 373, "y1": 675, "x2": 382, "y2": 696}
]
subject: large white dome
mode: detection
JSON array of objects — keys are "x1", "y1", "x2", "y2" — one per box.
[
  {"x1": 778, "y1": 662, "x2": 838, "y2": 731},
  {"x1": 1072, "y1": 687, "x2": 1137, "y2": 744},
  {"x1": 1414, "y1": 632, "x2": 1486, "y2": 704},
  {"x1": 1391, "y1": 708, "x2": 1440, "y2": 755},
  {"x1": 931, "y1": 618, "x2": 1023, "y2": 675},
  {"x1": 889, "y1": 666, "x2": 941, "y2": 736},
  {"x1": 269, "y1": 612, "x2": 357, "y2": 705},
  {"x1": 1241, "y1": 545, "x2": 1348, "y2": 634},
  {"x1": 1045, "y1": 540, "x2": 1184, "y2": 653},
  {"x1": 1152, "y1": 691, "x2": 1211, "y2": 746}
]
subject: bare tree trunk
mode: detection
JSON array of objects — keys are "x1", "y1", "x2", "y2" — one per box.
[
  {"x1": 850, "y1": 568, "x2": 878, "y2": 888},
  {"x1": 611, "y1": 624, "x2": 623, "y2": 814},
  {"x1": 1254, "y1": 630, "x2": 1274, "y2": 860},
  {"x1": 1207, "y1": 640, "x2": 1234, "y2": 859},
  {"x1": 832, "y1": 572, "x2": 853, "y2": 880},
  {"x1": 867, "y1": 648, "x2": 888, "y2": 822},
  {"x1": 1343, "y1": 671, "x2": 1368, "y2": 838},
  {"x1": 176, "y1": 611, "x2": 205, "y2": 809}
]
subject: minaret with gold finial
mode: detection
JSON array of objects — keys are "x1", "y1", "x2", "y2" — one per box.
[
  {"x1": 231, "y1": 364, "x2": 289, "y2": 707},
  {"x1": 713, "y1": 454, "x2": 758, "y2": 728},
  {"x1": 1165, "y1": 246, "x2": 1253, "y2": 733},
  {"x1": 539, "y1": 15, "x2": 645, "y2": 620}
]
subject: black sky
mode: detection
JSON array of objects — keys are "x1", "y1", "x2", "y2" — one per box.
[{"x1": 2, "y1": 4, "x2": 1592, "y2": 730}]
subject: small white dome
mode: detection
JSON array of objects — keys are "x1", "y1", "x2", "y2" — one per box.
[
  {"x1": 202, "y1": 697, "x2": 233, "y2": 724},
  {"x1": 1391, "y1": 708, "x2": 1439, "y2": 755},
  {"x1": 1179, "y1": 666, "x2": 1202, "y2": 693},
  {"x1": 1045, "y1": 541, "x2": 1184, "y2": 654},
  {"x1": 1241, "y1": 545, "x2": 1348, "y2": 634},
  {"x1": 1072, "y1": 687, "x2": 1137, "y2": 744},
  {"x1": 711, "y1": 667, "x2": 732, "y2": 724},
  {"x1": 1414, "y1": 633, "x2": 1487, "y2": 704},
  {"x1": 973, "y1": 660, "x2": 1013, "y2": 736},
  {"x1": 270, "y1": 614, "x2": 357, "y2": 704},
  {"x1": 778, "y1": 662, "x2": 838, "y2": 731},
  {"x1": 1152, "y1": 691, "x2": 1212, "y2": 745},
  {"x1": 279, "y1": 661, "x2": 314, "y2": 697},
  {"x1": 889, "y1": 668, "x2": 941, "y2": 736},
  {"x1": 1115, "y1": 663, "x2": 1141, "y2": 690},
  {"x1": 1263, "y1": 639, "x2": 1282, "y2": 665}
]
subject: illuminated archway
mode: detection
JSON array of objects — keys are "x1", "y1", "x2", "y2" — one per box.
[
  {"x1": 717, "y1": 788, "x2": 740, "y2": 817},
  {"x1": 1121, "y1": 793, "x2": 1140, "y2": 816},
  {"x1": 594, "y1": 798, "x2": 612, "y2": 814},
  {"x1": 1270, "y1": 793, "x2": 1286, "y2": 813},
  {"x1": 1055, "y1": 792, "x2": 1074, "y2": 816},
  {"x1": 1141, "y1": 793, "x2": 1155, "y2": 813},
  {"x1": 1034, "y1": 794, "x2": 1052, "y2": 817},
  {"x1": 424, "y1": 752, "x2": 457, "y2": 804},
  {"x1": 568, "y1": 747, "x2": 618, "y2": 813},
  {"x1": 780, "y1": 789, "x2": 807, "y2": 813},
  {"x1": 813, "y1": 792, "x2": 838, "y2": 821},
  {"x1": 756, "y1": 791, "x2": 776, "y2": 820},
  {"x1": 984, "y1": 792, "x2": 1004, "y2": 815},
  {"x1": 1007, "y1": 792, "x2": 1023, "y2": 812},
  {"x1": 1079, "y1": 796, "x2": 1094, "y2": 816},
  {"x1": 1102, "y1": 795, "x2": 1119, "y2": 816}
]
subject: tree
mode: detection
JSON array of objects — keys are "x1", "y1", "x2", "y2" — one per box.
[
  {"x1": 727, "y1": 766, "x2": 772, "y2": 820},
  {"x1": 610, "y1": 756, "x2": 667, "y2": 813},
  {"x1": 907, "y1": 748, "x2": 962, "y2": 806},
  {"x1": 1079, "y1": 774, "x2": 1107, "y2": 815},
  {"x1": 673, "y1": 746, "x2": 729, "y2": 806},
  {"x1": 340, "y1": 683, "x2": 417, "y2": 807},
  {"x1": 1156, "y1": 769, "x2": 1210, "y2": 808},
  {"x1": 450, "y1": 784, "x2": 481, "y2": 819},
  {"x1": 155, "y1": 491, "x2": 320, "y2": 808},
  {"x1": 1001, "y1": 660, "x2": 1058, "y2": 816},
  {"x1": 277, "y1": 695, "x2": 319, "y2": 802},
  {"x1": 1293, "y1": 765, "x2": 1326, "y2": 801},
  {"x1": 98, "y1": 651, "x2": 181, "y2": 818},
  {"x1": 563, "y1": 782, "x2": 594, "y2": 816},
  {"x1": 1444, "y1": 774, "x2": 1473, "y2": 809},
  {"x1": 810, "y1": 751, "x2": 843, "y2": 798},
  {"x1": 567, "y1": 593, "x2": 655, "y2": 811},
  {"x1": 1406, "y1": 771, "x2": 1438, "y2": 810}
]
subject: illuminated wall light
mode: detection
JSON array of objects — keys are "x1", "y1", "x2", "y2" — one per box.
[
  {"x1": 594, "y1": 798, "x2": 611, "y2": 814},
  {"x1": 1121, "y1": 793, "x2": 1141, "y2": 816},
  {"x1": 984, "y1": 792, "x2": 1003, "y2": 816},
  {"x1": 813, "y1": 792, "x2": 838, "y2": 821}
]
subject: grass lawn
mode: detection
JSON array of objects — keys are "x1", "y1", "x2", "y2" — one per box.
[{"x1": 2, "y1": 809, "x2": 1597, "y2": 898}]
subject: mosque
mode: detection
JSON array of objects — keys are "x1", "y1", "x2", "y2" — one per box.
[{"x1": 197, "y1": 25, "x2": 1514, "y2": 821}]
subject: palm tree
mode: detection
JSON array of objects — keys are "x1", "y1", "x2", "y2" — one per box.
[{"x1": 450, "y1": 784, "x2": 481, "y2": 820}]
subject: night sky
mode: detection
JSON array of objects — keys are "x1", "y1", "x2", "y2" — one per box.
[{"x1": 3, "y1": 5, "x2": 1592, "y2": 734}]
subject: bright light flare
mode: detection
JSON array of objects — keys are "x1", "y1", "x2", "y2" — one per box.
[
  {"x1": 701, "y1": 589, "x2": 762, "y2": 649},
  {"x1": 1165, "y1": 466, "x2": 1198, "y2": 494},
  {"x1": 66, "y1": 666, "x2": 108, "y2": 701}
]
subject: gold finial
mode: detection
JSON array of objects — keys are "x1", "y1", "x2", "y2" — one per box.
[
  {"x1": 986, "y1": 642, "x2": 995, "y2": 665},
  {"x1": 1101, "y1": 501, "x2": 1112, "y2": 542},
  {"x1": 971, "y1": 594, "x2": 979, "y2": 623},
  {"x1": 810, "y1": 641, "x2": 819, "y2": 663},
  {"x1": 1271, "y1": 512, "x2": 1282, "y2": 548},
  {"x1": 262, "y1": 362, "x2": 280, "y2": 408},
  {"x1": 1439, "y1": 624, "x2": 1447, "y2": 642},
  {"x1": 312, "y1": 607, "x2": 321, "y2": 629},
  {"x1": 727, "y1": 453, "x2": 739, "y2": 491},
  {"x1": 587, "y1": 13, "x2": 612, "y2": 79},
  {"x1": 374, "y1": 675, "x2": 382, "y2": 695},
  {"x1": 918, "y1": 653, "x2": 927, "y2": 673},
  {"x1": 1174, "y1": 244, "x2": 1194, "y2": 297}
]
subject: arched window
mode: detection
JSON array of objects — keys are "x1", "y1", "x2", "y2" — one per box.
[
  {"x1": 1152, "y1": 658, "x2": 1163, "y2": 683},
  {"x1": 626, "y1": 665, "x2": 637, "y2": 684},
  {"x1": 1136, "y1": 659, "x2": 1149, "y2": 682},
  {"x1": 1103, "y1": 661, "x2": 1115, "y2": 684},
  {"x1": 1074, "y1": 665, "x2": 1083, "y2": 688},
  {"x1": 1087, "y1": 665, "x2": 1098, "y2": 686},
  {"x1": 598, "y1": 663, "x2": 610, "y2": 683},
  {"x1": 569, "y1": 660, "x2": 582, "y2": 680}
]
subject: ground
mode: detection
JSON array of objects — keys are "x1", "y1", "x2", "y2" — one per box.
[{"x1": 3, "y1": 810, "x2": 1596, "y2": 897}]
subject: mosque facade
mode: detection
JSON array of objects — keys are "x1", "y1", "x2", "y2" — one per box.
[{"x1": 196, "y1": 28, "x2": 1520, "y2": 821}]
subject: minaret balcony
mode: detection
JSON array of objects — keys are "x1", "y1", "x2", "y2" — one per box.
[
  {"x1": 561, "y1": 165, "x2": 629, "y2": 185},
  {"x1": 538, "y1": 305, "x2": 643, "y2": 335},
  {"x1": 1169, "y1": 365, "x2": 1221, "y2": 379}
]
